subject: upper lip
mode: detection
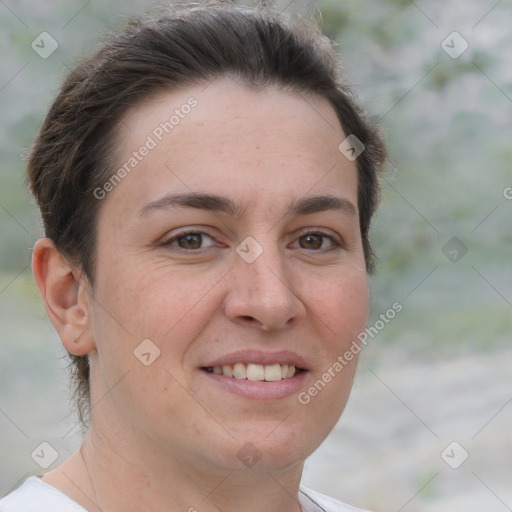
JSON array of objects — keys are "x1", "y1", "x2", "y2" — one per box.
[{"x1": 202, "y1": 349, "x2": 308, "y2": 370}]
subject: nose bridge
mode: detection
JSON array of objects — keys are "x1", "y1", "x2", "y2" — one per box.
[
  {"x1": 246, "y1": 247, "x2": 289, "y2": 296},
  {"x1": 239, "y1": 238, "x2": 292, "y2": 300}
]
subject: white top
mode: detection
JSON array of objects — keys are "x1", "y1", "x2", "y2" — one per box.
[{"x1": 0, "y1": 476, "x2": 370, "y2": 512}]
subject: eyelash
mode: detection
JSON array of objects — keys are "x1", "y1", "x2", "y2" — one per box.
[{"x1": 161, "y1": 229, "x2": 342, "y2": 252}]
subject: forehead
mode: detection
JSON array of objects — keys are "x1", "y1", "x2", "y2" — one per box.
[{"x1": 103, "y1": 78, "x2": 357, "y2": 219}]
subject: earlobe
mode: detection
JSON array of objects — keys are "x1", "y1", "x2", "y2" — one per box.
[{"x1": 32, "y1": 238, "x2": 95, "y2": 356}]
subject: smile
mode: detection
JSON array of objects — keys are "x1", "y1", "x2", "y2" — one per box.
[{"x1": 202, "y1": 363, "x2": 302, "y2": 381}]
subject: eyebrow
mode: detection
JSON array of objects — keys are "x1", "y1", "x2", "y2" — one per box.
[{"x1": 137, "y1": 192, "x2": 357, "y2": 218}]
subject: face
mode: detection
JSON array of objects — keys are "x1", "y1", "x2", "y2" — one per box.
[{"x1": 85, "y1": 78, "x2": 369, "y2": 473}]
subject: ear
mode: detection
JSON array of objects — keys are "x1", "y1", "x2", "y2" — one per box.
[{"x1": 32, "y1": 238, "x2": 95, "y2": 356}]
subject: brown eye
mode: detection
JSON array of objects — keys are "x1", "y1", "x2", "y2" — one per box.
[
  {"x1": 299, "y1": 233, "x2": 325, "y2": 250},
  {"x1": 162, "y1": 231, "x2": 218, "y2": 251},
  {"x1": 293, "y1": 232, "x2": 342, "y2": 252},
  {"x1": 177, "y1": 233, "x2": 204, "y2": 249}
]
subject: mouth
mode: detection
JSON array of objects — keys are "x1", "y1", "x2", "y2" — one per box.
[
  {"x1": 201, "y1": 363, "x2": 305, "y2": 381},
  {"x1": 199, "y1": 350, "x2": 309, "y2": 400}
]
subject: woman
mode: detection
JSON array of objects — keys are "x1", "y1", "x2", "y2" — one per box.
[{"x1": 0, "y1": 1, "x2": 386, "y2": 511}]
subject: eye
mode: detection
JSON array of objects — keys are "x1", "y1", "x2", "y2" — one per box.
[
  {"x1": 294, "y1": 232, "x2": 339, "y2": 251},
  {"x1": 162, "y1": 231, "x2": 218, "y2": 250}
]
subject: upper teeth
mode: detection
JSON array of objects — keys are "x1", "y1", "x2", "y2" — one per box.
[{"x1": 208, "y1": 363, "x2": 296, "y2": 381}]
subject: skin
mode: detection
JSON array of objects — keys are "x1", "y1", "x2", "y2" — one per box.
[{"x1": 32, "y1": 78, "x2": 370, "y2": 512}]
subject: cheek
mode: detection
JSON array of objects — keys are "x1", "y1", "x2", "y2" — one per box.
[
  {"x1": 297, "y1": 270, "x2": 368, "y2": 434},
  {"x1": 92, "y1": 257, "x2": 226, "y2": 364},
  {"x1": 309, "y1": 266, "x2": 370, "y2": 345}
]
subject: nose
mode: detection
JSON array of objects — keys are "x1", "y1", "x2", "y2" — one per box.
[{"x1": 223, "y1": 245, "x2": 306, "y2": 331}]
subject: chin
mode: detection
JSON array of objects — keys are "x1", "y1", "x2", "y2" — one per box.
[{"x1": 224, "y1": 425, "x2": 323, "y2": 473}]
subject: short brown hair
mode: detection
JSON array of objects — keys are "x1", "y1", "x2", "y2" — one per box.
[{"x1": 27, "y1": 0, "x2": 386, "y2": 425}]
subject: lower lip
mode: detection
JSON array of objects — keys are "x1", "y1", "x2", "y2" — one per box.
[{"x1": 200, "y1": 369, "x2": 308, "y2": 400}]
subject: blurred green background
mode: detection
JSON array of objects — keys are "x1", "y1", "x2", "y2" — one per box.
[{"x1": 1, "y1": 1, "x2": 511, "y2": 510}]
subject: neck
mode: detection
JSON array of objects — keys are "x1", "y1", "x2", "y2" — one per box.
[{"x1": 46, "y1": 418, "x2": 306, "y2": 512}]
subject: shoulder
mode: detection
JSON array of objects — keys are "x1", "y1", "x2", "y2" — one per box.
[
  {"x1": 299, "y1": 485, "x2": 372, "y2": 512},
  {"x1": 0, "y1": 476, "x2": 87, "y2": 512}
]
